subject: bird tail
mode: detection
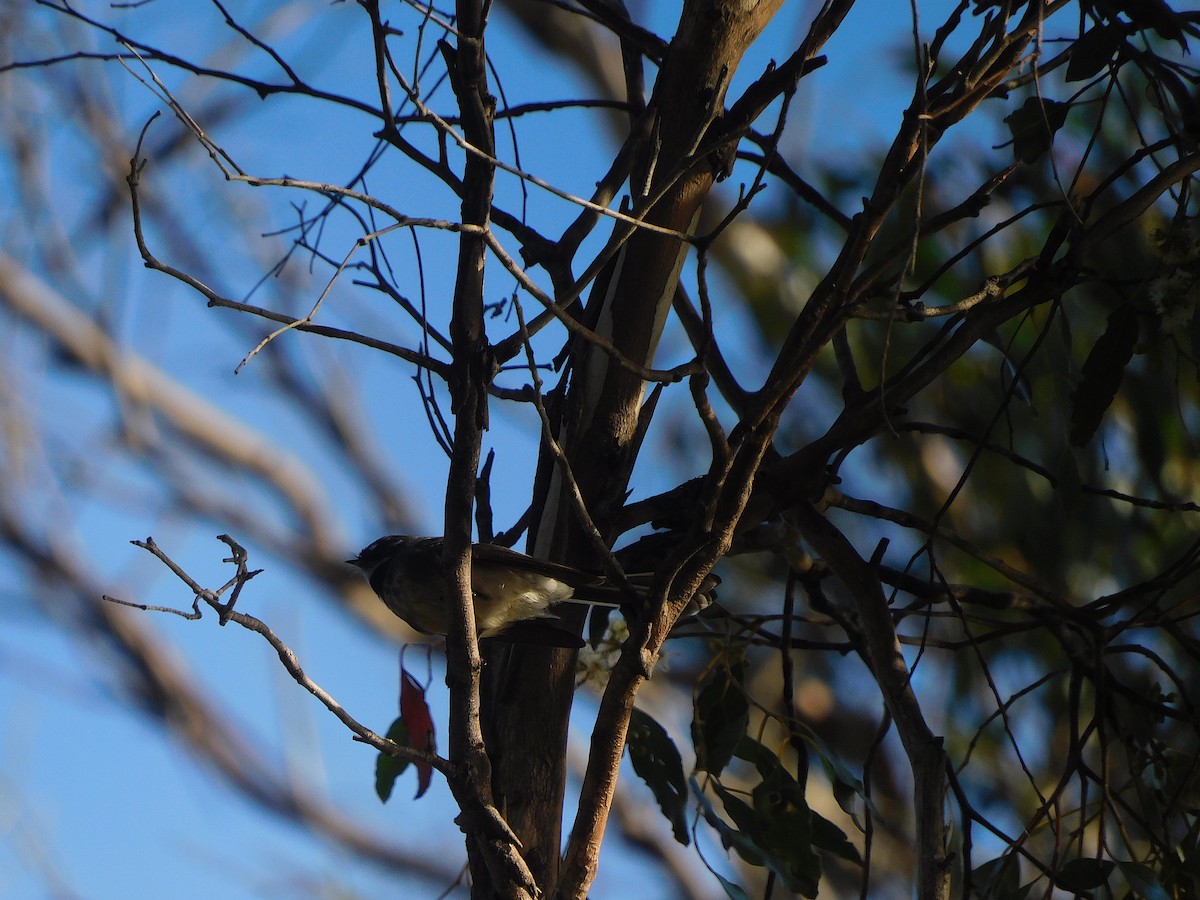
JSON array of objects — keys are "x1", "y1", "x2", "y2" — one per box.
[{"x1": 564, "y1": 571, "x2": 720, "y2": 613}]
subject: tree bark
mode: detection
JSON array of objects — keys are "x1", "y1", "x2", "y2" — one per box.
[{"x1": 481, "y1": 2, "x2": 786, "y2": 895}]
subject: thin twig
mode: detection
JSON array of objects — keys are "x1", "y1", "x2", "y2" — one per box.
[{"x1": 103, "y1": 535, "x2": 450, "y2": 774}]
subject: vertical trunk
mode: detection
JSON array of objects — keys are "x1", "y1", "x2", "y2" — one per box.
[{"x1": 481, "y1": 2, "x2": 785, "y2": 894}]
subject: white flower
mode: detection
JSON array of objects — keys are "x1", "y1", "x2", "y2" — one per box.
[{"x1": 575, "y1": 616, "x2": 675, "y2": 689}]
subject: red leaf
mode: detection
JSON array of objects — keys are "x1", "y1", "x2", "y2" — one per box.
[{"x1": 400, "y1": 668, "x2": 436, "y2": 799}]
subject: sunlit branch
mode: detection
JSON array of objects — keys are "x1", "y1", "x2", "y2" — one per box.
[{"x1": 102, "y1": 535, "x2": 450, "y2": 772}]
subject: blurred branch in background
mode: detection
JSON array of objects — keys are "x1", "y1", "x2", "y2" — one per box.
[{"x1": 3, "y1": 0, "x2": 1200, "y2": 897}]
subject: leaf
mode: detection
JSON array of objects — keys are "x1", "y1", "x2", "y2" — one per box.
[
  {"x1": 972, "y1": 854, "x2": 1023, "y2": 897},
  {"x1": 710, "y1": 779, "x2": 773, "y2": 866},
  {"x1": 1004, "y1": 97, "x2": 1070, "y2": 163},
  {"x1": 815, "y1": 743, "x2": 870, "y2": 828},
  {"x1": 711, "y1": 870, "x2": 751, "y2": 900},
  {"x1": 734, "y1": 735, "x2": 861, "y2": 865},
  {"x1": 1052, "y1": 857, "x2": 1115, "y2": 891},
  {"x1": 750, "y1": 768, "x2": 821, "y2": 896},
  {"x1": 711, "y1": 774, "x2": 821, "y2": 898},
  {"x1": 1065, "y1": 24, "x2": 1125, "y2": 83},
  {"x1": 981, "y1": 328, "x2": 1033, "y2": 405},
  {"x1": 1069, "y1": 303, "x2": 1138, "y2": 446},
  {"x1": 1115, "y1": 860, "x2": 1171, "y2": 900},
  {"x1": 720, "y1": 738, "x2": 823, "y2": 895},
  {"x1": 375, "y1": 717, "x2": 411, "y2": 803},
  {"x1": 375, "y1": 670, "x2": 438, "y2": 803},
  {"x1": 400, "y1": 669, "x2": 435, "y2": 799},
  {"x1": 691, "y1": 777, "x2": 765, "y2": 867},
  {"x1": 1113, "y1": 0, "x2": 1188, "y2": 50},
  {"x1": 689, "y1": 781, "x2": 754, "y2": 898},
  {"x1": 627, "y1": 707, "x2": 690, "y2": 845},
  {"x1": 733, "y1": 733, "x2": 785, "y2": 778},
  {"x1": 810, "y1": 811, "x2": 862, "y2": 866},
  {"x1": 691, "y1": 660, "x2": 749, "y2": 776}
]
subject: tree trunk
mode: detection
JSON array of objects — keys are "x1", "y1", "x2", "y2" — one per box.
[{"x1": 481, "y1": 2, "x2": 785, "y2": 894}]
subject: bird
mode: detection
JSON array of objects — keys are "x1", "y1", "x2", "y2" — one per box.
[{"x1": 347, "y1": 535, "x2": 717, "y2": 646}]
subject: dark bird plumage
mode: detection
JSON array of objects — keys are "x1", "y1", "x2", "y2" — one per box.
[{"x1": 347, "y1": 535, "x2": 718, "y2": 646}]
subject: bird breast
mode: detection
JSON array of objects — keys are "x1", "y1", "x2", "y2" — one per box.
[{"x1": 472, "y1": 570, "x2": 575, "y2": 635}]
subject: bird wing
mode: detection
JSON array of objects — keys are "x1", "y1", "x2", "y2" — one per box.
[{"x1": 471, "y1": 542, "x2": 604, "y2": 587}]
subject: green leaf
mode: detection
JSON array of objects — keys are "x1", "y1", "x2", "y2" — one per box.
[
  {"x1": 709, "y1": 753, "x2": 822, "y2": 897},
  {"x1": 1069, "y1": 303, "x2": 1138, "y2": 446},
  {"x1": 972, "y1": 854, "x2": 1024, "y2": 897},
  {"x1": 734, "y1": 735, "x2": 862, "y2": 865},
  {"x1": 750, "y1": 768, "x2": 821, "y2": 896},
  {"x1": 709, "y1": 779, "x2": 773, "y2": 867},
  {"x1": 683, "y1": 789, "x2": 752, "y2": 899},
  {"x1": 816, "y1": 747, "x2": 869, "y2": 828},
  {"x1": 691, "y1": 777, "x2": 765, "y2": 867},
  {"x1": 627, "y1": 707, "x2": 690, "y2": 845},
  {"x1": 811, "y1": 811, "x2": 862, "y2": 865},
  {"x1": 1004, "y1": 97, "x2": 1070, "y2": 163},
  {"x1": 374, "y1": 670, "x2": 439, "y2": 803},
  {"x1": 1052, "y1": 857, "x2": 1115, "y2": 891},
  {"x1": 375, "y1": 717, "x2": 411, "y2": 803},
  {"x1": 733, "y1": 734, "x2": 785, "y2": 778},
  {"x1": 692, "y1": 660, "x2": 749, "y2": 776},
  {"x1": 1116, "y1": 860, "x2": 1171, "y2": 900}
]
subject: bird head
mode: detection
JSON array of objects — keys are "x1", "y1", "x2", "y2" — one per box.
[{"x1": 346, "y1": 534, "x2": 428, "y2": 576}]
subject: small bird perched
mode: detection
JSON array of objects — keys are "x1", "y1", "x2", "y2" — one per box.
[{"x1": 347, "y1": 535, "x2": 716, "y2": 646}]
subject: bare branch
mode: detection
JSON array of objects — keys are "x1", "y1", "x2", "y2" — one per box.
[{"x1": 110, "y1": 535, "x2": 449, "y2": 772}]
